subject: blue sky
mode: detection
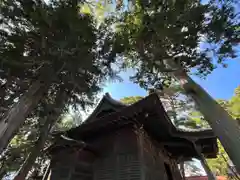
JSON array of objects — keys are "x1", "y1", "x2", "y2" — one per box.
[
  {"x1": 103, "y1": 58, "x2": 240, "y2": 100},
  {"x1": 102, "y1": 0, "x2": 240, "y2": 101},
  {"x1": 192, "y1": 60, "x2": 240, "y2": 100}
]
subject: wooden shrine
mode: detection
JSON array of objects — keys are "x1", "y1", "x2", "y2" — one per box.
[{"x1": 44, "y1": 93, "x2": 218, "y2": 180}]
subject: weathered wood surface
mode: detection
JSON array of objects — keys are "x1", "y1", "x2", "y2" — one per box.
[{"x1": 47, "y1": 127, "x2": 184, "y2": 180}]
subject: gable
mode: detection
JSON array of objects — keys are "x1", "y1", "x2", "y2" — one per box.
[
  {"x1": 65, "y1": 93, "x2": 217, "y2": 159},
  {"x1": 84, "y1": 93, "x2": 126, "y2": 123}
]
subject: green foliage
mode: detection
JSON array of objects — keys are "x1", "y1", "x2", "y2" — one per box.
[
  {"x1": 0, "y1": 111, "x2": 81, "y2": 179},
  {"x1": 152, "y1": 83, "x2": 197, "y2": 125},
  {"x1": 215, "y1": 87, "x2": 240, "y2": 123},
  {"x1": 175, "y1": 86, "x2": 240, "y2": 176},
  {"x1": 120, "y1": 96, "x2": 143, "y2": 105},
  {"x1": 54, "y1": 112, "x2": 82, "y2": 131},
  {"x1": 0, "y1": 0, "x2": 121, "y2": 178},
  {"x1": 113, "y1": 0, "x2": 240, "y2": 89},
  {"x1": 175, "y1": 111, "x2": 210, "y2": 129},
  {"x1": 206, "y1": 86, "x2": 240, "y2": 175},
  {"x1": 226, "y1": 86, "x2": 240, "y2": 120},
  {"x1": 207, "y1": 140, "x2": 229, "y2": 176},
  {"x1": 0, "y1": 0, "x2": 239, "y2": 178},
  {"x1": 176, "y1": 111, "x2": 229, "y2": 176},
  {"x1": 0, "y1": 119, "x2": 39, "y2": 178},
  {"x1": 120, "y1": 85, "x2": 240, "y2": 176},
  {"x1": 0, "y1": 0, "x2": 120, "y2": 118},
  {"x1": 175, "y1": 108, "x2": 230, "y2": 175},
  {"x1": 80, "y1": 0, "x2": 114, "y2": 25}
]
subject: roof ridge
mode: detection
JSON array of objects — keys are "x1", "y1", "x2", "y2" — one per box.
[
  {"x1": 104, "y1": 92, "x2": 127, "y2": 107},
  {"x1": 83, "y1": 93, "x2": 126, "y2": 123}
]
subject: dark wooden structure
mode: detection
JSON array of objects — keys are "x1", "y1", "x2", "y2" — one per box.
[{"x1": 45, "y1": 93, "x2": 218, "y2": 180}]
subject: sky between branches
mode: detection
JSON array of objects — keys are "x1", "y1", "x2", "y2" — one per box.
[{"x1": 103, "y1": 59, "x2": 240, "y2": 101}]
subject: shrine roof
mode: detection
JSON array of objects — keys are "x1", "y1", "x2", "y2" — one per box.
[
  {"x1": 48, "y1": 93, "x2": 217, "y2": 159},
  {"x1": 67, "y1": 93, "x2": 214, "y2": 137},
  {"x1": 83, "y1": 93, "x2": 126, "y2": 123}
]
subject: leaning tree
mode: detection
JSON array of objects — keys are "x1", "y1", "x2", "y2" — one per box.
[
  {"x1": 112, "y1": 0, "x2": 240, "y2": 172},
  {"x1": 0, "y1": 0, "x2": 122, "y2": 156}
]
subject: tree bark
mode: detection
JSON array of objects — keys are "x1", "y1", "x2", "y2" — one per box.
[
  {"x1": 13, "y1": 90, "x2": 66, "y2": 180},
  {"x1": 13, "y1": 117, "x2": 54, "y2": 180},
  {"x1": 0, "y1": 80, "x2": 48, "y2": 154},
  {"x1": 173, "y1": 70, "x2": 240, "y2": 174},
  {"x1": 0, "y1": 64, "x2": 60, "y2": 154}
]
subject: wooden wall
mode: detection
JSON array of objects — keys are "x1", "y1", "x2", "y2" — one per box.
[
  {"x1": 47, "y1": 126, "x2": 183, "y2": 180},
  {"x1": 48, "y1": 147, "x2": 95, "y2": 180},
  {"x1": 93, "y1": 127, "x2": 141, "y2": 180},
  {"x1": 136, "y1": 128, "x2": 183, "y2": 180}
]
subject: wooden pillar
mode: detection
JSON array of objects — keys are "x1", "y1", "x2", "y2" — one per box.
[
  {"x1": 137, "y1": 128, "x2": 146, "y2": 180},
  {"x1": 199, "y1": 153, "x2": 216, "y2": 180},
  {"x1": 193, "y1": 143, "x2": 216, "y2": 180}
]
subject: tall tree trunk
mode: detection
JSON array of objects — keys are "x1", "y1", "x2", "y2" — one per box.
[
  {"x1": 13, "y1": 90, "x2": 66, "y2": 180},
  {"x1": 13, "y1": 116, "x2": 54, "y2": 180},
  {"x1": 0, "y1": 80, "x2": 48, "y2": 154},
  {"x1": 0, "y1": 64, "x2": 61, "y2": 154},
  {"x1": 173, "y1": 70, "x2": 240, "y2": 173}
]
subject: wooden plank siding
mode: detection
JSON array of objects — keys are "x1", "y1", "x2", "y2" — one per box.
[
  {"x1": 136, "y1": 128, "x2": 183, "y2": 180},
  {"x1": 48, "y1": 148, "x2": 95, "y2": 180},
  {"x1": 45, "y1": 93, "x2": 217, "y2": 180},
  {"x1": 93, "y1": 127, "x2": 141, "y2": 180},
  {"x1": 47, "y1": 127, "x2": 183, "y2": 180}
]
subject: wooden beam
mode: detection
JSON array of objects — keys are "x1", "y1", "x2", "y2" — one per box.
[
  {"x1": 193, "y1": 143, "x2": 216, "y2": 180},
  {"x1": 162, "y1": 142, "x2": 192, "y2": 147}
]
